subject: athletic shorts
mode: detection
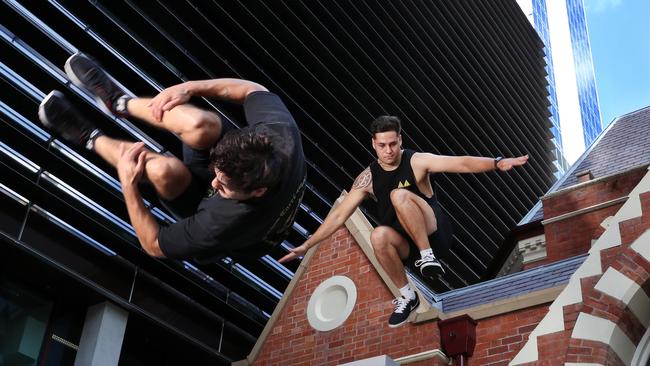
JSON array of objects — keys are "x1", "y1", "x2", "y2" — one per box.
[{"x1": 391, "y1": 199, "x2": 453, "y2": 268}]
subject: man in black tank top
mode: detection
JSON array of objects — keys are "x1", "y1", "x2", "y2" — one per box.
[{"x1": 280, "y1": 116, "x2": 529, "y2": 328}]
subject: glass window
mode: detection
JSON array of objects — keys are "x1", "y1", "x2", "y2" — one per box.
[{"x1": 0, "y1": 280, "x2": 53, "y2": 366}]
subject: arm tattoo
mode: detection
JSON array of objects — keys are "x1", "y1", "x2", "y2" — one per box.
[{"x1": 352, "y1": 168, "x2": 372, "y2": 190}]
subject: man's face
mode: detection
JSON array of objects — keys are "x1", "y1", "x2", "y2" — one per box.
[
  {"x1": 211, "y1": 168, "x2": 267, "y2": 200},
  {"x1": 372, "y1": 131, "x2": 402, "y2": 165},
  {"x1": 211, "y1": 168, "x2": 250, "y2": 200}
]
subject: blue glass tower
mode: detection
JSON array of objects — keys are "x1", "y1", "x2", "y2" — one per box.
[
  {"x1": 532, "y1": 0, "x2": 567, "y2": 176},
  {"x1": 566, "y1": 0, "x2": 602, "y2": 146},
  {"x1": 519, "y1": 0, "x2": 602, "y2": 175}
]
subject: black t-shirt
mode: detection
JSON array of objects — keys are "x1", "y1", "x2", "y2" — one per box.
[{"x1": 158, "y1": 91, "x2": 306, "y2": 262}]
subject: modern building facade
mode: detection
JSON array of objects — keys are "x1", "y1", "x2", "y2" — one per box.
[
  {"x1": 0, "y1": 0, "x2": 553, "y2": 364},
  {"x1": 517, "y1": 0, "x2": 603, "y2": 173}
]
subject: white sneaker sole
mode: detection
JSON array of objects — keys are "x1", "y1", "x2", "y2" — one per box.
[{"x1": 38, "y1": 90, "x2": 64, "y2": 128}]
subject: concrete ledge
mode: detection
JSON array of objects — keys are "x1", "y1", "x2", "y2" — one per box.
[{"x1": 393, "y1": 349, "x2": 449, "y2": 365}]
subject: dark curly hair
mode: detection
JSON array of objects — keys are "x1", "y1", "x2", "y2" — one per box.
[
  {"x1": 210, "y1": 126, "x2": 285, "y2": 193},
  {"x1": 370, "y1": 115, "x2": 401, "y2": 136}
]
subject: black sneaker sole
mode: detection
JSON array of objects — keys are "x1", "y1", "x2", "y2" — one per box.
[
  {"x1": 387, "y1": 297, "x2": 420, "y2": 328},
  {"x1": 38, "y1": 90, "x2": 64, "y2": 129},
  {"x1": 388, "y1": 319, "x2": 409, "y2": 328},
  {"x1": 420, "y1": 264, "x2": 446, "y2": 279},
  {"x1": 64, "y1": 52, "x2": 117, "y2": 116}
]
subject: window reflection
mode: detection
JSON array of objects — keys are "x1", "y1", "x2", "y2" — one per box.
[{"x1": 0, "y1": 280, "x2": 52, "y2": 366}]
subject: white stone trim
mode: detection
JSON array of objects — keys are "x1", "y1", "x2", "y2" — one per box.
[
  {"x1": 616, "y1": 166, "x2": 650, "y2": 223},
  {"x1": 571, "y1": 313, "x2": 635, "y2": 365},
  {"x1": 590, "y1": 220, "x2": 622, "y2": 251},
  {"x1": 393, "y1": 349, "x2": 449, "y2": 364},
  {"x1": 595, "y1": 267, "x2": 650, "y2": 328},
  {"x1": 509, "y1": 336, "x2": 538, "y2": 365},
  {"x1": 595, "y1": 267, "x2": 640, "y2": 304},
  {"x1": 600, "y1": 216, "x2": 615, "y2": 230},
  {"x1": 518, "y1": 234, "x2": 547, "y2": 264},
  {"x1": 630, "y1": 230, "x2": 650, "y2": 262},
  {"x1": 511, "y1": 168, "x2": 650, "y2": 365},
  {"x1": 509, "y1": 262, "x2": 591, "y2": 365}
]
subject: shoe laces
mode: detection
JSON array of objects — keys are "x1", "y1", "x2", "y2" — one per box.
[
  {"x1": 392, "y1": 296, "x2": 410, "y2": 314},
  {"x1": 414, "y1": 253, "x2": 436, "y2": 268}
]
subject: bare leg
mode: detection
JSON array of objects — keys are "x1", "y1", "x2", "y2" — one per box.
[
  {"x1": 390, "y1": 189, "x2": 437, "y2": 250},
  {"x1": 370, "y1": 226, "x2": 411, "y2": 288},
  {"x1": 126, "y1": 98, "x2": 223, "y2": 150},
  {"x1": 94, "y1": 135, "x2": 191, "y2": 200}
]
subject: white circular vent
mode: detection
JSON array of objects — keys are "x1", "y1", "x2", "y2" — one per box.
[{"x1": 306, "y1": 275, "x2": 357, "y2": 331}]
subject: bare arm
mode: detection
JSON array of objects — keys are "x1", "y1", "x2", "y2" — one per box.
[
  {"x1": 413, "y1": 152, "x2": 529, "y2": 174},
  {"x1": 278, "y1": 168, "x2": 372, "y2": 263},
  {"x1": 148, "y1": 78, "x2": 268, "y2": 121},
  {"x1": 122, "y1": 184, "x2": 164, "y2": 257},
  {"x1": 117, "y1": 143, "x2": 165, "y2": 258}
]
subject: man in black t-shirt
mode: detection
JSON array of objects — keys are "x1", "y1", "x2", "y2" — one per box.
[{"x1": 38, "y1": 53, "x2": 306, "y2": 262}]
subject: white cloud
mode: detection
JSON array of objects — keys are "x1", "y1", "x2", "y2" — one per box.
[{"x1": 586, "y1": 0, "x2": 623, "y2": 13}]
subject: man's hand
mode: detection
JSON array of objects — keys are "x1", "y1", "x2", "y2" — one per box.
[
  {"x1": 278, "y1": 243, "x2": 309, "y2": 263},
  {"x1": 497, "y1": 155, "x2": 529, "y2": 171},
  {"x1": 148, "y1": 82, "x2": 193, "y2": 122},
  {"x1": 117, "y1": 142, "x2": 147, "y2": 187}
]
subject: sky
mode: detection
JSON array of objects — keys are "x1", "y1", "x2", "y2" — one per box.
[{"x1": 585, "y1": 0, "x2": 650, "y2": 125}]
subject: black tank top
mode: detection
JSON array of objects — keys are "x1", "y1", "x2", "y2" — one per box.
[{"x1": 369, "y1": 149, "x2": 435, "y2": 226}]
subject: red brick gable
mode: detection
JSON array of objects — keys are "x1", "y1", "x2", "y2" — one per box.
[
  {"x1": 527, "y1": 166, "x2": 647, "y2": 269},
  {"x1": 253, "y1": 228, "x2": 446, "y2": 366},
  {"x1": 252, "y1": 226, "x2": 550, "y2": 366}
]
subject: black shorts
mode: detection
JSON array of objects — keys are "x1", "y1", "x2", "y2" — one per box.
[
  {"x1": 391, "y1": 199, "x2": 453, "y2": 267},
  {"x1": 158, "y1": 123, "x2": 234, "y2": 219}
]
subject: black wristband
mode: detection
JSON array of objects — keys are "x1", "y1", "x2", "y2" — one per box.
[{"x1": 494, "y1": 156, "x2": 503, "y2": 170}]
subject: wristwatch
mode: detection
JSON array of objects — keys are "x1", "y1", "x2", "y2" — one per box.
[{"x1": 494, "y1": 156, "x2": 503, "y2": 170}]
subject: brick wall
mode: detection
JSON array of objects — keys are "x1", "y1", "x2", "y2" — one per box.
[
  {"x1": 523, "y1": 190, "x2": 650, "y2": 365},
  {"x1": 527, "y1": 167, "x2": 647, "y2": 269},
  {"x1": 471, "y1": 305, "x2": 548, "y2": 366},
  {"x1": 253, "y1": 226, "x2": 559, "y2": 365},
  {"x1": 535, "y1": 204, "x2": 619, "y2": 269},
  {"x1": 543, "y1": 169, "x2": 646, "y2": 219},
  {"x1": 254, "y1": 228, "x2": 446, "y2": 366}
]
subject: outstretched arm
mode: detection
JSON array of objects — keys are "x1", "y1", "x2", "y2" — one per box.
[
  {"x1": 148, "y1": 78, "x2": 268, "y2": 121},
  {"x1": 413, "y1": 152, "x2": 529, "y2": 174},
  {"x1": 278, "y1": 168, "x2": 372, "y2": 263}
]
